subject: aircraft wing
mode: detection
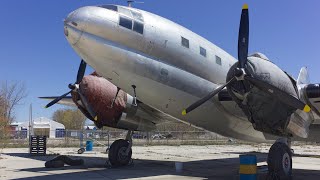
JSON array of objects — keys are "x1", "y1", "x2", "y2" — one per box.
[
  {"x1": 39, "y1": 96, "x2": 76, "y2": 107},
  {"x1": 137, "y1": 102, "x2": 178, "y2": 124},
  {"x1": 40, "y1": 96, "x2": 176, "y2": 125}
]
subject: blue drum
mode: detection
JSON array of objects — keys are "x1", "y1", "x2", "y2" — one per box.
[
  {"x1": 86, "y1": 140, "x2": 93, "y2": 151},
  {"x1": 239, "y1": 154, "x2": 257, "y2": 180}
]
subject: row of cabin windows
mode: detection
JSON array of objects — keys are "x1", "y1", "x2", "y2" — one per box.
[
  {"x1": 100, "y1": 5, "x2": 221, "y2": 65},
  {"x1": 181, "y1": 36, "x2": 222, "y2": 65}
]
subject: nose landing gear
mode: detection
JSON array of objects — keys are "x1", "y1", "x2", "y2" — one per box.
[
  {"x1": 108, "y1": 130, "x2": 133, "y2": 167},
  {"x1": 267, "y1": 138, "x2": 292, "y2": 179}
]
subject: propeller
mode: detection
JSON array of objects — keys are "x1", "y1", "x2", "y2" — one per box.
[
  {"x1": 238, "y1": 4, "x2": 249, "y2": 69},
  {"x1": 76, "y1": 60, "x2": 87, "y2": 84},
  {"x1": 77, "y1": 88, "x2": 98, "y2": 121},
  {"x1": 182, "y1": 4, "x2": 311, "y2": 116},
  {"x1": 44, "y1": 59, "x2": 87, "y2": 108},
  {"x1": 44, "y1": 59, "x2": 98, "y2": 120},
  {"x1": 44, "y1": 91, "x2": 72, "y2": 109},
  {"x1": 182, "y1": 77, "x2": 236, "y2": 115}
]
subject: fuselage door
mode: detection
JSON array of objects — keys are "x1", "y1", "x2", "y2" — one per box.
[{"x1": 143, "y1": 23, "x2": 156, "y2": 55}]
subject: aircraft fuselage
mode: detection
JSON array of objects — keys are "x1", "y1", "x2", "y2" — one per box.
[{"x1": 64, "y1": 5, "x2": 278, "y2": 142}]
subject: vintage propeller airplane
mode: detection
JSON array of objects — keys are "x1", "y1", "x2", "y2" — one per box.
[{"x1": 41, "y1": 3, "x2": 320, "y2": 178}]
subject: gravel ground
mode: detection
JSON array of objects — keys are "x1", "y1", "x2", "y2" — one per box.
[{"x1": 1, "y1": 144, "x2": 320, "y2": 179}]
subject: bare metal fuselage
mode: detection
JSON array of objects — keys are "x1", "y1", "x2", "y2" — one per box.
[{"x1": 63, "y1": 5, "x2": 306, "y2": 142}]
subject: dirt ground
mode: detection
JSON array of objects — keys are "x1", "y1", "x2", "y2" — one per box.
[{"x1": 1, "y1": 144, "x2": 320, "y2": 179}]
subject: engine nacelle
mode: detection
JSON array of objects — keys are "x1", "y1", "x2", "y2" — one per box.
[
  {"x1": 300, "y1": 83, "x2": 320, "y2": 115},
  {"x1": 71, "y1": 73, "x2": 156, "y2": 131},
  {"x1": 116, "y1": 95, "x2": 156, "y2": 131},
  {"x1": 305, "y1": 84, "x2": 320, "y2": 99},
  {"x1": 226, "y1": 56, "x2": 313, "y2": 137}
]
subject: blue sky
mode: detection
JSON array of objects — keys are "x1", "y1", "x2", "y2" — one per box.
[{"x1": 1, "y1": 0, "x2": 319, "y2": 122}]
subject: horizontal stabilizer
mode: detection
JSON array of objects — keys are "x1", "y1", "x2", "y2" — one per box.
[{"x1": 39, "y1": 96, "x2": 76, "y2": 107}]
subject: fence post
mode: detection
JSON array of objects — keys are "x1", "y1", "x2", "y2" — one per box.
[
  {"x1": 147, "y1": 131, "x2": 150, "y2": 145},
  {"x1": 64, "y1": 130, "x2": 67, "y2": 147},
  {"x1": 107, "y1": 130, "x2": 110, "y2": 149},
  {"x1": 181, "y1": 132, "x2": 184, "y2": 143}
]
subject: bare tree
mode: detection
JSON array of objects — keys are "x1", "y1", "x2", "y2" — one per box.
[
  {"x1": 0, "y1": 95, "x2": 7, "y2": 119},
  {"x1": 0, "y1": 81, "x2": 27, "y2": 124},
  {"x1": 0, "y1": 81, "x2": 27, "y2": 142},
  {"x1": 0, "y1": 95, "x2": 8, "y2": 138}
]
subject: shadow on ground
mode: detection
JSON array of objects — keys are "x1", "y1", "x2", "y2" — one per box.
[{"x1": 3, "y1": 152, "x2": 320, "y2": 180}]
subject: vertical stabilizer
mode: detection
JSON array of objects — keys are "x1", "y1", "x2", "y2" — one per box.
[{"x1": 297, "y1": 67, "x2": 310, "y2": 85}]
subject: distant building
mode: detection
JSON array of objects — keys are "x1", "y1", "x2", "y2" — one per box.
[
  {"x1": 10, "y1": 122, "x2": 23, "y2": 131},
  {"x1": 11, "y1": 117, "x2": 65, "y2": 138}
]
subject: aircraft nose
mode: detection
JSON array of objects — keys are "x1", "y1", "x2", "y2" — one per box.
[{"x1": 64, "y1": 7, "x2": 89, "y2": 45}]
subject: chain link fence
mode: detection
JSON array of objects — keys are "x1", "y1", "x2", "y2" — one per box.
[{"x1": 1, "y1": 129, "x2": 232, "y2": 148}]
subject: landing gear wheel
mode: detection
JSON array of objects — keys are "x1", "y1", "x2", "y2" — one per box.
[
  {"x1": 108, "y1": 139, "x2": 132, "y2": 167},
  {"x1": 77, "y1": 148, "x2": 85, "y2": 154},
  {"x1": 267, "y1": 142, "x2": 292, "y2": 179}
]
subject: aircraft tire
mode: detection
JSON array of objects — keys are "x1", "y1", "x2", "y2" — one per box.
[
  {"x1": 45, "y1": 160, "x2": 64, "y2": 168},
  {"x1": 78, "y1": 148, "x2": 85, "y2": 154},
  {"x1": 108, "y1": 139, "x2": 132, "y2": 167},
  {"x1": 267, "y1": 142, "x2": 292, "y2": 179}
]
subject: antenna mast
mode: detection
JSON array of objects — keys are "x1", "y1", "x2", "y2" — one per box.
[
  {"x1": 127, "y1": 0, "x2": 133, "y2": 7},
  {"x1": 127, "y1": 0, "x2": 144, "y2": 7}
]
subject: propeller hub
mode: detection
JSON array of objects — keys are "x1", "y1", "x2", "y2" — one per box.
[
  {"x1": 68, "y1": 83, "x2": 76, "y2": 90},
  {"x1": 235, "y1": 68, "x2": 246, "y2": 81}
]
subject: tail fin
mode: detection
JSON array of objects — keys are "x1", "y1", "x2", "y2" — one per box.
[{"x1": 297, "y1": 67, "x2": 310, "y2": 85}]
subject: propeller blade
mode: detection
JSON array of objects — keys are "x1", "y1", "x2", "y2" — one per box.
[
  {"x1": 182, "y1": 77, "x2": 236, "y2": 115},
  {"x1": 244, "y1": 76, "x2": 311, "y2": 112},
  {"x1": 76, "y1": 60, "x2": 87, "y2": 84},
  {"x1": 44, "y1": 90, "x2": 72, "y2": 108},
  {"x1": 238, "y1": 4, "x2": 249, "y2": 68},
  {"x1": 78, "y1": 89, "x2": 98, "y2": 121}
]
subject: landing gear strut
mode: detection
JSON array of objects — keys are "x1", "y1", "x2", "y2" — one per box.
[
  {"x1": 108, "y1": 130, "x2": 133, "y2": 167},
  {"x1": 267, "y1": 138, "x2": 292, "y2": 179}
]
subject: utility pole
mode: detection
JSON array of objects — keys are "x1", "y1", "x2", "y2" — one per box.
[
  {"x1": 28, "y1": 104, "x2": 33, "y2": 138},
  {"x1": 28, "y1": 103, "x2": 32, "y2": 153}
]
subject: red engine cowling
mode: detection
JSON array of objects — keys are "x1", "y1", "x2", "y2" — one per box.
[
  {"x1": 71, "y1": 73, "x2": 127, "y2": 128},
  {"x1": 70, "y1": 73, "x2": 156, "y2": 131}
]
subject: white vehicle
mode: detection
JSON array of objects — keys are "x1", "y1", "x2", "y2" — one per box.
[{"x1": 151, "y1": 134, "x2": 166, "y2": 139}]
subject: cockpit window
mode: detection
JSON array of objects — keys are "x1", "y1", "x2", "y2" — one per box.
[
  {"x1": 119, "y1": 16, "x2": 132, "y2": 30},
  {"x1": 118, "y1": 7, "x2": 133, "y2": 18},
  {"x1": 131, "y1": 11, "x2": 143, "y2": 22},
  {"x1": 117, "y1": 7, "x2": 144, "y2": 35},
  {"x1": 133, "y1": 21, "x2": 143, "y2": 34},
  {"x1": 98, "y1": 5, "x2": 118, "y2": 12}
]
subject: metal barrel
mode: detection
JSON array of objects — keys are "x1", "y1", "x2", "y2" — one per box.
[
  {"x1": 86, "y1": 140, "x2": 93, "y2": 151},
  {"x1": 239, "y1": 154, "x2": 257, "y2": 180}
]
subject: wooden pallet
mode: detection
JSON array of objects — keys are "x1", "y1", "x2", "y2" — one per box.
[{"x1": 30, "y1": 136, "x2": 47, "y2": 155}]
